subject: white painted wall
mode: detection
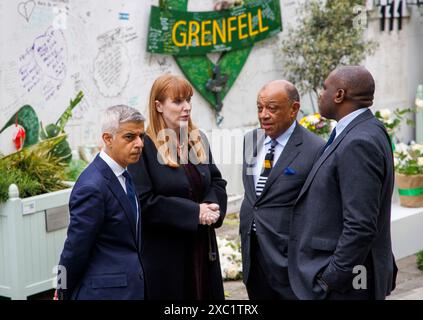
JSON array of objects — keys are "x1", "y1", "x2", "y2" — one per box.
[{"x1": 1, "y1": 1, "x2": 423, "y2": 195}]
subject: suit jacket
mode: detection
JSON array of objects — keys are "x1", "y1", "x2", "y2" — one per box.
[
  {"x1": 57, "y1": 155, "x2": 145, "y2": 300},
  {"x1": 127, "y1": 134, "x2": 227, "y2": 299},
  {"x1": 288, "y1": 109, "x2": 398, "y2": 300},
  {"x1": 240, "y1": 123, "x2": 325, "y2": 291}
]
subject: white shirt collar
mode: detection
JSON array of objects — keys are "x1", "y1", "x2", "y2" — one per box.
[
  {"x1": 263, "y1": 121, "x2": 297, "y2": 147},
  {"x1": 99, "y1": 150, "x2": 126, "y2": 178},
  {"x1": 335, "y1": 108, "x2": 368, "y2": 139}
]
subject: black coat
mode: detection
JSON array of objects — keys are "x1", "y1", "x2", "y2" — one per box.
[
  {"x1": 128, "y1": 134, "x2": 227, "y2": 300},
  {"x1": 289, "y1": 110, "x2": 398, "y2": 300}
]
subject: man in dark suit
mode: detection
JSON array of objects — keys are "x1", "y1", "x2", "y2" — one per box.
[
  {"x1": 56, "y1": 105, "x2": 146, "y2": 300},
  {"x1": 288, "y1": 66, "x2": 398, "y2": 300},
  {"x1": 240, "y1": 80, "x2": 325, "y2": 299}
]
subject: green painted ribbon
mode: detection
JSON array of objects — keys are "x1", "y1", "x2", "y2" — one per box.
[
  {"x1": 157, "y1": 0, "x2": 282, "y2": 124},
  {"x1": 398, "y1": 188, "x2": 423, "y2": 196},
  {"x1": 147, "y1": 1, "x2": 282, "y2": 56}
]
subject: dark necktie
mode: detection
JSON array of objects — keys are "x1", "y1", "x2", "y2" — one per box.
[
  {"x1": 323, "y1": 128, "x2": 337, "y2": 153},
  {"x1": 122, "y1": 170, "x2": 138, "y2": 223},
  {"x1": 252, "y1": 139, "x2": 277, "y2": 232}
]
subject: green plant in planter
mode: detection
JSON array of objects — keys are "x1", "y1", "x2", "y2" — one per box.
[
  {"x1": 0, "y1": 135, "x2": 69, "y2": 203},
  {"x1": 394, "y1": 142, "x2": 423, "y2": 176},
  {"x1": 40, "y1": 91, "x2": 84, "y2": 164}
]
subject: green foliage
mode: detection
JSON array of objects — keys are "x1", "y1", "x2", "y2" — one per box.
[
  {"x1": 39, "y1": 91, "x2": 84, "y2": 164},
  {"x1": 56, "y1": 91, "x2": 84, "y2": 132},
  {"x1": 0, "y1": 162, "x2": 43, "y2": 203},
  {"x1": 417, "y1": 250, "x2": 423, "y2": 271},
  {"x1": 64, "y1": 159, "x2": 88, "y2": 182},
  {"x1": 281, "y1": 0, "x2": 378, "y2": 95},
  {"x1": 0, "y1": 135, "x2": 70, "y2": 203},
  {"x1": 374, "y1": 108, "x2": 415, "y2": 136}
]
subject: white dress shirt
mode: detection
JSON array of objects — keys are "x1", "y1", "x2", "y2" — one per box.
[
  {"x1": 253, "y1": 121, "x2": 297, "y2": 188},
  {"x1": 334, "y1": 108, "x2": 368, "y2": 140}
]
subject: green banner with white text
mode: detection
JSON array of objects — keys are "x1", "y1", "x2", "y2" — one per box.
[{"x1": 147, "y1": 0, "x2": 282, "y2": 56}]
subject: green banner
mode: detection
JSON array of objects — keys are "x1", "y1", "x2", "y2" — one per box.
[{"x1": 147, "y1": 0, "x2": 282, "y2": 56}]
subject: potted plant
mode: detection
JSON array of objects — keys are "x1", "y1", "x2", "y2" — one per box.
[
  {"x1": 394, "y1": 142, "x2": 423, "y2": 208},
  {"x1": 0, "y1": 92, "x2": 85, "y2": 300}
]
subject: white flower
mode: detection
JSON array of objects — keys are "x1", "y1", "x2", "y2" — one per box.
[
  {"x1": 394, "y1": 157, "x2": 399, "y2": 167},
  {"x1": 217, "y1": 236, "x2": 242, "y2": 280},
  {"x1": 411, "y1": 143, "x2": 423, "y2": 153},
  {"x1": 379, "y1": 109, "x2": 391, "y2": 121},
  {"x1": 311, "y1": 115, "x2": 323, "y2": 125},
  {"x1": 395, "y1": 143, "x2": 409, "y2": 154},
  {"x1": 226, "y1": 266, "x2": 239, "y2": 279},
  {"x1": 418, "y1": 157, "x2": 423, "y2": 166}
]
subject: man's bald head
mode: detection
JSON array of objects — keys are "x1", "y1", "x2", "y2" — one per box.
[
  {"x1": 257, "y1": 79, "x2": 301, "y2": 138},
  {"x1": 260, "y1": 80, "x2": 300, "y2": 106},
  {"x1": 330, "y1": 66, "x2": 375, "y2": 108}
]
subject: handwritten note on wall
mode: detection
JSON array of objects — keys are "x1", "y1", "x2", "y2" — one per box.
[
  {"x1": 93, "y1": 28, "x2": 130, "y2": 97},
  {"x1": 18, "y1": 26, "x2": 67, "y2": 101}
]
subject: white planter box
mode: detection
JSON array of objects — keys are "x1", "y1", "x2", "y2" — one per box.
[
  {"x1": 0, "y1": 184, "x2": 71, "y2": 300},
  {"x1": 391, "y1": 201, "x2": 423, "y2": 260}
]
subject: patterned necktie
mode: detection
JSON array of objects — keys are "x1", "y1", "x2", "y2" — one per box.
[
  {"x1": 122, "y1": 170, "x2": 138, "y2": 223},
  {"x1": 252, "y1": 139, "x2": 277, "y2": 232},
  {"x1": 323, "y1": 128, "x2": 337, "y2": 153},
  {"x1": 255, "y1": 139, "x2": 278, "y2": 197}
]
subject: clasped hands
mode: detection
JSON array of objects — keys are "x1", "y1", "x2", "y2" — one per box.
[{"x1": 199, "y1": 203, "x2": 220, "y2": 226}]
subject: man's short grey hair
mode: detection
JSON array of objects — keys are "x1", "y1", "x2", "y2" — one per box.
[{"x1": 101, "y1": 105, "x2": 145, "y2": 135}]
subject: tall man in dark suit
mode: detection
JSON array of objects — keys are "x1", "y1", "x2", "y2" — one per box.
[
  {"x1": 289, "y1": 66, "x2": 398, "y2": 300},
  {"x1": 56, "y1": 105, "x2": 146, "y2": 300},
  {"x1": 240, "y1": 80, "x2": 325, "y2": 299}
]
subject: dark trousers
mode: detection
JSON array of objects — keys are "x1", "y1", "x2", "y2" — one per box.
[{"x1": 246, "y1": 232, "x2": 297, "y2": 300}]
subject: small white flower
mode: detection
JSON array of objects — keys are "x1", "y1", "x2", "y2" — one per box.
[
  {"x1": 309, "y1": 115, "x2": 320, "y2": 125},
  {"x1": 418, "y1": 157, "x2": 423, "y2": 167},
  {"x1": 411, "y1": 143, "x2": 423, "y2": 153},
  {"x1": 394, "y1": 157, "x2": 399, "y2": 167},
  {"x1": 395, "y1": 143, "x2": 409, "y2": 154},
  {"x1": 379, "y1": 109, "x2": 391, "y2": 121},
  {"x1": 217, "y1": 236, "x2": 242, "y2": 280},
  {"x1": 226, "y1": 266, "x2": 239, "y2": 279}
]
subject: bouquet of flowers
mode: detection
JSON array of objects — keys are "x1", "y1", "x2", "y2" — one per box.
[
  {"x1": 299, "y1": 113, "x2": 335, "y2": 139},
  {"x1": 217, "y1": 236, "x2": 242, "y2": 280}
]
